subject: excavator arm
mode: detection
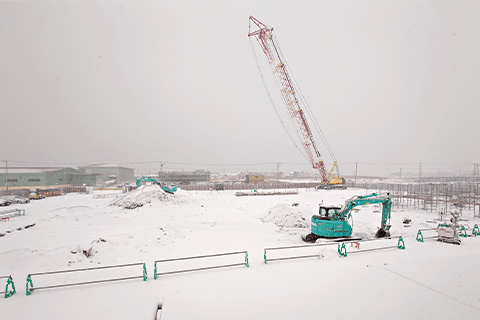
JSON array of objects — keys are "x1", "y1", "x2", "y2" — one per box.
[{"x1": 338, "y1": 193, "x2": 392, "y2": 237}]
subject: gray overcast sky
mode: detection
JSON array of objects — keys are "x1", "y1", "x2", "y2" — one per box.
[{"x1": 1, "y1": 1, "x2": 479, "y2": 177}]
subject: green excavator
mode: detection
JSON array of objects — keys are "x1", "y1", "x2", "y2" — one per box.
[
  {"x1": 135, "y1": 177, "x2": 177, "y2": 194},
  {"x1": 302, "y1": 193, "x2": 392, "y2": 242}
]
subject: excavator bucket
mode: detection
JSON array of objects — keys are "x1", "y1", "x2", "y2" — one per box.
[{"x1": 375, "y1": 228, "x2": 390, "y2": 238}]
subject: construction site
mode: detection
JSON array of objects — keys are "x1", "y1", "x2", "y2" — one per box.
[
  {"x1": 350, "y1": 177, "x2": 480, "y2": 215},
  {"x1": 2, "y1": 6, "x2": 480, "y2": 320}
]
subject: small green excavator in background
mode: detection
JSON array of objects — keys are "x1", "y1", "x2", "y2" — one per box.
[
  {"x1": 135, "y1": 177, "x2": 177, "y2": 194},
  {"x1": 302, "y1": 193, "x2": 392, "y2": 242}
]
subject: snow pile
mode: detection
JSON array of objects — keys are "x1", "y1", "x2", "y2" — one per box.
[
  {"x1": 110, "y1": 184, "x2": 190, "y2": 208},
  {"x1": 261, "y1": 203, "x2": 311, "y2": 229}
]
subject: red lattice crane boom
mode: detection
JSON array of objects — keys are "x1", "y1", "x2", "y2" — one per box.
[{"x1": 248, "y1": 16, "x2": 343, "y2": 187}]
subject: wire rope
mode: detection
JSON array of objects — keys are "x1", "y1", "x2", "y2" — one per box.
[
  {"x1": 273, "y1": 34, "x2": 338, "y2": 164},
  {"x1": 266, "y1": 39, "x2": 308, "y2": 158},
  {"x1": 249, "y1": 37, "x2": 309, "y2": 163}
]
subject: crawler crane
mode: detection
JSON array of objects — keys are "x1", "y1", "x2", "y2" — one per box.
[{"x1": 248, "y1": 16, "x2": 345, "y2": 189}]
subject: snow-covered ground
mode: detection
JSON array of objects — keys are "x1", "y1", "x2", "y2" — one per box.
[{"x1": 1, "y1": 185, "x2": 479, "y2": 319}]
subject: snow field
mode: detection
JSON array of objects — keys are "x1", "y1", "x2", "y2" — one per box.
[{"x1": 1, "y1": 186, "x2": 480, "y2": 319}]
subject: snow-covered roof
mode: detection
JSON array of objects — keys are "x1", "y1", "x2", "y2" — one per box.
[
  {"x1": 0, "y1": 167, "x2": 68, "y2": 174},
  {"x1": 78, "y1": 163, "x2": 132, "y2": 169}
]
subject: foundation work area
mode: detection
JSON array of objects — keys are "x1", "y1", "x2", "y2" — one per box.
[{"x1": 350, "y1": 177, "x2": 480, "y2": 216}]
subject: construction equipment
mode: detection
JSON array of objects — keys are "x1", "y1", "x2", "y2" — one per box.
[
  {"x1": 302, "y1": 193, "x2": 392, "y2": 242},
  {"x1": 28, "y1": 192, "x2": 45, "y2": 200},
  {"x1": 248, "y1": 16, "x2": 345, "y2": 189},
  {"x1": 436, "y1": 211, "x2": 461, "y2": 245},
  {"x1": 135, "y1": 177, "x2": 177, "y2": 194}
]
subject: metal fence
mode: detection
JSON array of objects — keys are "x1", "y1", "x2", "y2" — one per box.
[
  {"x1": 181, "y1": 182, "x2": 319, "y2": 191},
  {"x1": 0, "y1": 186, "x2": 87, "y2": 198},
  {"x1": 347, "y1": 181, "x2": 480, "y2": 214},
  {"x1": 26, "y1": 262, "x2": 147, "y2": 295},
  {"x1": 154, "y1": 251, "x2": 249, "y2": 279}
]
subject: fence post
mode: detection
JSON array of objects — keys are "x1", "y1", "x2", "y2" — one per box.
[
  {"x1": 338, "y1": 243, "x2": 347, "y2": 257},
  {"x1": 26, "y1": 275, "x2": 34, "y2": 296},
  {"x1": 154, "y1": 262, "x2": 157, "y2": 280},
  {"x1": 143, "y1": 263, "x2": 147, "y2": 281},
  {"x1": 472, "y1": 224, "x2": 479, "y2": 236},
  {"x1": 416, "y1": 230, "x2": 424, "y2": 242},
  {"x1": 245, "y1": 252, "x2": 249, "y2": 268},
  {"x1": 397, "y1": 237, "x2": 405, "y2": 250},
  {"x1": 264, "y1": 249, "x2": 267, "y2": 264},
  {"x1": 459, "y1": 226, "x2": 468, "y2": 238},
  {"x1": 4, "y1": 276, "x2": 15, "y2": 298}
]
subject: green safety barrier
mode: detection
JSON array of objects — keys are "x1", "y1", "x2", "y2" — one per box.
[
  {"x1": 338, "y1": 237, "x2": 405, "y2": 258},
  {"x1": 263, "y1": 242, "x2": 339, "y2": 264},
  {"x1": 26, "y1": 275, "x2": 33, "y2": 296},
  {"x1": 459, "y1": 226, "x2": 468, "y2": 238},
  {"x1": 397, "y1": 237, "x2": 405, "y2": 250},
  {"x1": 26, "y1": 262, "x2": 146, "y2": 296},
  {"x1": 416, "y1": 230, "x2": 424, "y2": 242},
  {"x1": 473, "y1": 224, "x2": 479, "y2": 237},
  {"x1": 3, "y1": 276, "x2": 15, "y2": 298},
  {"x1": 154, "y1": 251, "x2": 248, "y2": 279},
  {"x1": 338, "y1": 243, "x2": 347, "y2": 257}
]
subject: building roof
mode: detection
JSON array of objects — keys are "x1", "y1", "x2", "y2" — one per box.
[
  {"x1": 78, "y1": 163, "x2": 133, "y2": 169},
  {"x1": 70, "y1": 172, "x2": 100, "y2": 176},
  {"x1": 0, "y1": 167, "x2": 71, "y2": 174}
]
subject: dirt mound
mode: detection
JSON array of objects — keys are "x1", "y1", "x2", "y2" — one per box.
[
  {"x1": 261, "y1": 203, "x2": 311, "y2": 229},
  {"x1": 111, "y1": 184, "x2": 190, "y2": 209}
]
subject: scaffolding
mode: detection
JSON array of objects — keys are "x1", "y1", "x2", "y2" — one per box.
[{"x1": 347, "y1": 178, "x2": 480, "y2": 217}]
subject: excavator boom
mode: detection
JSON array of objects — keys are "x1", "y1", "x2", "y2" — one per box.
[{"x1": 135, "y1": 176, "x2": 177, "y2": 193}]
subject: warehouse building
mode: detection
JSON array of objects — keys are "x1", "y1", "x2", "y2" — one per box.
[
  {"x1": 158, "y1": 170, "x2": 210, "y2": 185},
  {"x1": 246, "y1": 173, "x2": 264, "y2": 184},
  {"x1": 78, "y1": 163, "x2": 135, "y2": 184},
  {"x1": 0, "y1": 167, "x2": 97, "y2": 191}
]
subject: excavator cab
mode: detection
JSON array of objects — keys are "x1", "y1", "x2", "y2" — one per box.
[
  {"x1": 302, "y1": 205, "x2": 353, "y2": 242},
  {"x1": 316, "y1": 206, "x2": 341, "y2": 220}
]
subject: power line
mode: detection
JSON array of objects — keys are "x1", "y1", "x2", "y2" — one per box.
[
  {"x1": 1, "y1": 159, "x2": 477, "y2": 171},
  {"x1": 5, "y1": 160, "x2": 89, "y2": 165},
  {"x1": 118, "y1": 161, "x2": 279, "y2": 167}
]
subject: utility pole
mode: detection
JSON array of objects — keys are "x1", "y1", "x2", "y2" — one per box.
[
  {"x1": 3, "y1": 160, "x2": 8, "y2": 192},
  {"x1": 276, "y1": 162, "x2": 282, "y2": 183},
  {"x1": 419, "y1": 163, "x2": 422, "y2": 180},
  {"x1": 159, "y1": 162, "x2": 165, "y2": 179},
  {"x1": 354, "y1": 162, "x2": 358, "y2": 189}
]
